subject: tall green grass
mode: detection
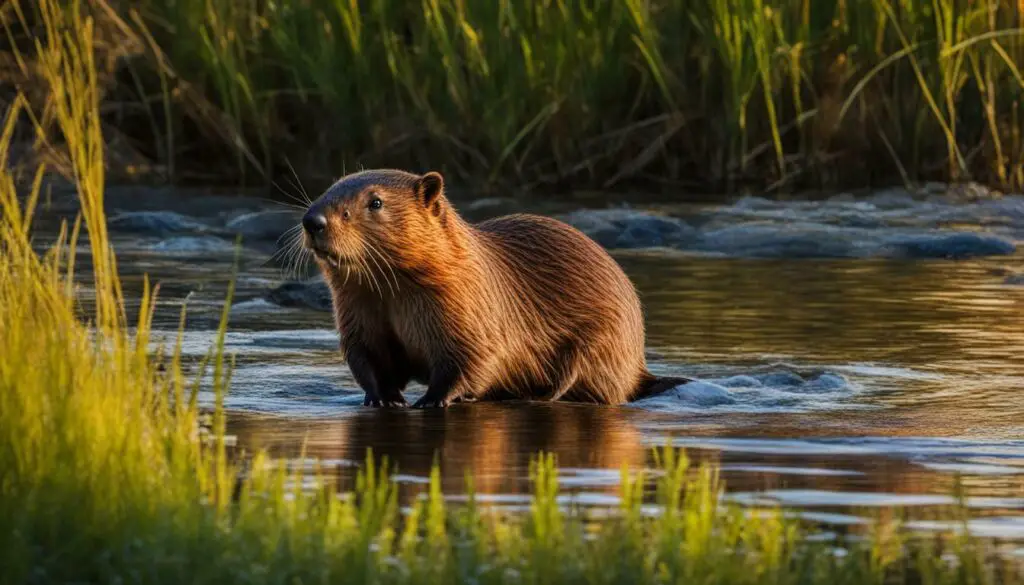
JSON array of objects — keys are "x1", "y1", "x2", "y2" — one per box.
[
  {"x1": 1, "y1": 1, "x2": 1023, "y2": 582},
  {"x1": 5, "y1": 0, "x2": 1023, "y2": 194}
]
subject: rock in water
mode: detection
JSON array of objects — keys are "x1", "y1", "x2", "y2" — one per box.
[
  {"x1": 754, "y1": 371, "x2": 806, "y2": 387},
  {"x1": 226, "y1": 210, "x2": 301, "y2": 242},
  {"x1": 709, "y1": 375, "x2": 763, "y2": 388},
  {"x1": 632, "y1": 379, "x2": 736, "y2": 408},
  {"x1": 695, "y1": 223, "x2": 863, "y2": 258},
  {"x1": 558, "y1": 208, "x2": 697, "y2": 249},
  {"x1": 797, "y1": 373, "x2": 851, "y2": 393},
  {"x1": 882, "y1": 232, "x2": 1016, "y2": 259},
  {"x1": 265, "y1": 277, "x2": 333, "y2": 312},
  {"x1": 144, "y1": 236, "x2": 236, "y2": 253},
  {"x1": 669, "y1": 381, "x2": 737, "y2": 406},
  {"x1": 109, "y1": 211, "x2": 210, "y2": 236}
]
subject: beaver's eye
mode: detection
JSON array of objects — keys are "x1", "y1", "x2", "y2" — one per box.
[{"x1": 368, "y1": 197, "x2": 383, "y2": 211}]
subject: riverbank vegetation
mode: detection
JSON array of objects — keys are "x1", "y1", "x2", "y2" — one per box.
[
  {"x1": 1, "y1": 2, "x2": 1023, "y2": 583},
  {"x1": 2, "y1": 0, "x2": 1023, "y2": 195}
]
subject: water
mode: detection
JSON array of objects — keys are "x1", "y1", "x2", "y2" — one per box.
[{"x1": 31, "y1": 183, "x2": 1024, "y2": 540}]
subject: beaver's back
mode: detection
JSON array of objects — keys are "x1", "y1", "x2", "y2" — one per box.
[
  {"x1": 474, "y1": 214, "x2": 640, "y2": 315},
  {"x1": 470, "y1": 214, "x2": 648, "y2": 402}
]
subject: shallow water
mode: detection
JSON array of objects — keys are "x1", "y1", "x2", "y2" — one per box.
[{"x1": 32, "y1": 184, "x2": 1024, "y2": 540}]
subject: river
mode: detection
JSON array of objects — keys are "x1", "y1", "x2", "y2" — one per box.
[{"x1": 31, "y1": 181, "x2": 1024, "y2": 542}]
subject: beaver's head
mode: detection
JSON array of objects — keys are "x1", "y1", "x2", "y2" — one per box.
[{"x1": 301, "y1": 169, "x2": 450, "y2": 284}]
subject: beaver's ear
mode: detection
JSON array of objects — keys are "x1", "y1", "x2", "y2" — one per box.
[{"x1": 416, "y1": 171, "x2": 444, "y2": 215}]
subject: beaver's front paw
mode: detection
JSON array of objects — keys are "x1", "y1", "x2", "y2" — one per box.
[{"x1": 411, "y1": 394, "x2": 452, "y2": 409}]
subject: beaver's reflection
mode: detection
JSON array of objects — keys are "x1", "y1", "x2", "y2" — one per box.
[
  {"x1": 228, "y1": 407, "x2": 986, "y2": 512},
  {"x1": 229, "y1": 402, "x2": 647, "y2": 498}
]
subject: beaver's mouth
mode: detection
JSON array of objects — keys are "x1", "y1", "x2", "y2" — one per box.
[{"x1": 308, "y1": 246, "x2": 349, "y2": 267}]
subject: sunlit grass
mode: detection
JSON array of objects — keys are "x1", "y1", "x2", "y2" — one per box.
[{"x1": 1, "y1": 1, "x2": 1023, "y2": 583}]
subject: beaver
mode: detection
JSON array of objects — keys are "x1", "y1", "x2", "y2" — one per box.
[{"x1": 301, "y1": 169, "x2": 690, "y2": 408}]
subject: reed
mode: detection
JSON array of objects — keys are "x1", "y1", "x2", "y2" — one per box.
[
  {"x1": 4, "y1": 0, "x2": 1019, "y2": 194},
  {"x1": 0, "y1": 2, "x2": 1022, "y2": 582},
  {"x1": 4, "y1": 0, "x2": 1023, "y2": 193}
]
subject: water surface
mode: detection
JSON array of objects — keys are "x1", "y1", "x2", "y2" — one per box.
[{"x1": 33, "y1": 184, "x2": 1024, "y2": 540}]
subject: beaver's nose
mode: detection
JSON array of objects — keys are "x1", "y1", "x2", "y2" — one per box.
[{"x1": 302, "y1": 212, "x2": 327, "y2": 235}]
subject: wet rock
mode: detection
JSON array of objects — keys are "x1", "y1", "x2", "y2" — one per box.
[
  {"x1": 630, "y1": 379, "x2": 736, "y2": 409},
  {"x1": 235, "y1": 276, "x2": 280, "y2": 289},
  {"x1": 798, "y1": 373, "x2": 851, "y2": 393},
  {"x1": 719, "y1": 197, "x2": 890, "y2": 228},
  {"x1": 618, "y1": 216, "x2": 697, "y2": 248},
  {"x1": 269, "y1": 381, "x2": 340, "y2": 398},
  {"x1": 559, "y1": 212, "x2": 621, "y2": 248},
  {"x1": 940, "y1": 181, "x2": 1002, "y2": 203},
  {"x1": 754, "y1": 372, "x2": 806, "y2": 387},
  {"x1": 881, "y1": 232, "x2": 1016, "y2": 259},
  {"x1": 225, "y1": 210, "x2": 301, "y2": 243},
  {"x1": 666, "y1": 380, "x2": 737, "y2": 406},
  {"x1": 109, "y1": 211, "x2": 210, "y2": 235},
  {"x1": 249, "y1": 331, "x2": 339, "y2": 350},
  {"x1": 687, "y1": 216, "x2": 1017, "y2": 259},
  {"x1": 558, "y1": 208, "x2": 697, "y2": 249},
  {"x1": 1005, "y1": 274, "x2": 1024, "y2": 286},
  {"x1": 265, "y1": 277, "x2": 332, "y2": 312},
  {"x1": 144, "y1": 236, "x2": 237, "y2": 254},
  {"x1": 694, "y1": 223, "x2": 864, "y2": 259},
  {"x1": 832, "y1": 214, "x2": 886, "y2": 229},
  {"x1": 231, "y1": 298, "x2": 289, "y2": 314},
  {"x1": 920, "y1": 181, "x2": 948, "y2": 196},
  {"x1": 711, "y1": 375, "x2": 763, "y2": 388},
  {"x1": 730, "y1": 195, "x2": 777, "y2": 210},
  {"x1": 986, "y1": 196, "x2": 1024, "y2": 223},
  {"x1": 826, "y1": 192, "x2": 857, "y2": 204},
  {"x1": 866, "y1": 187, "x2": 917, "y2": 209},
  {"x1": 703, "y1": 189, "x2": 1024, "y2": 235}
]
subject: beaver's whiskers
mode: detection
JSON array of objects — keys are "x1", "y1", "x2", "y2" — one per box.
[{"x1": 362, "y1": 238, "x2": 399, "y2": 297}]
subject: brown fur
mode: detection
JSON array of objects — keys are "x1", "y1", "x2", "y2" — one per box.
[{"x1": 301, "y1": 169, "x2": 690, "y2": 408}]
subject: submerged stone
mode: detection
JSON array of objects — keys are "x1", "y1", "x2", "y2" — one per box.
[
  {"x1": 558, "y1": 208, "x2": 697, "y2": 249},
  {"x1": 866, "y1": 188, "x2": 917, "y2": 209},
  {"x1": 109, "y1": 211, "x2": 210, "y2": 235},
  {"x1": 882, "y1": 232, "x2": 1016, "y2": 259},
  {"x1": 798, "y1": 373, "x2": 851, "y2": 393},
  {"x1": 667, "y1": 380, "x2": 737, "y2": 406},
  {"x1": 225, "y1": 210, "x2": 301, "y2": 243},
  {"x1": 694, "y1": 224, "x2": 864, "y2": 258},
  {"x1": 265, "y1": 277, "x2": 333, "y2": 312},
  {"x1": 144, "y1": 236, "x2": 236, "y2": 253},
  {"x1": 940, "y1": 181, "x2": 1002, "y2": 203},
  {"x1": 230, "y1": 298, "x2": 289, "y2": 314},
  {"x1": 755, "y1": 372, "x2": 806, "y2": 387},
  {"x1": 710, "y1": 375, "x2": 763, "y2": 388}
]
